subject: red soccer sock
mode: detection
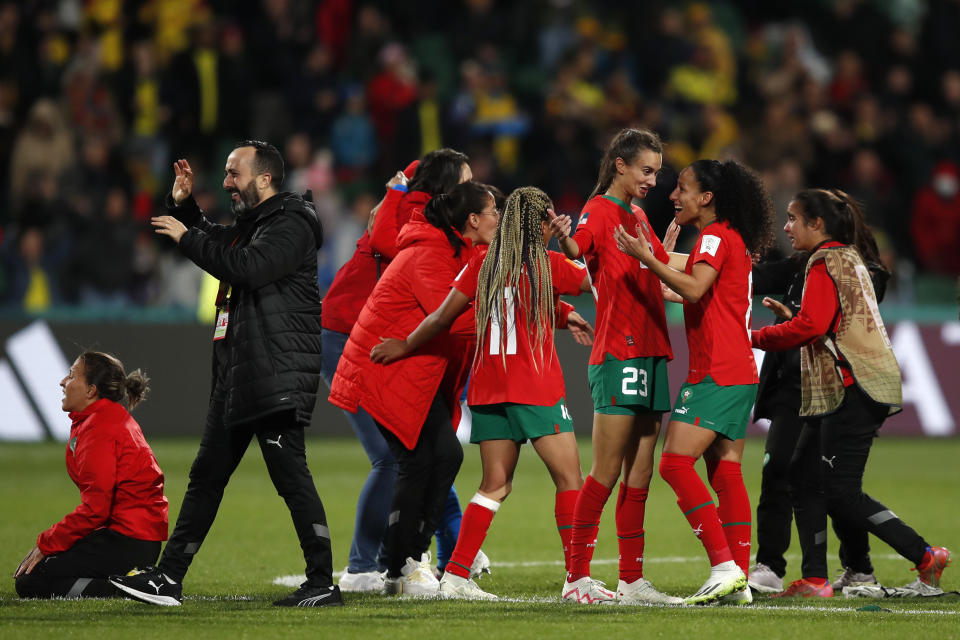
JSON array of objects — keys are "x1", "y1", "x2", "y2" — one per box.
[
  {"x1": 708, "y1": 459, "x2": 752, "y2": 576},
  {"x1": 554, "y1": 490, "x2": 579, "y2": 573},
  {"x1": 616, "y1": 483, "x2": 648, "y2": 583},
  {"x1": 659, "y1": 452, "x2": 733, "y2": 567},
  {"x1": 444, "y1": 494, "x2": 499, "y2": 579},
  {"x1": 567, "y1": 475, "x2": 612, "y2": 581}
]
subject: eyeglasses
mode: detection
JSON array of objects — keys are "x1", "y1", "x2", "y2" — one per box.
[{"x1": 479, "y1": 207, "x2": 501, "y2": 219}]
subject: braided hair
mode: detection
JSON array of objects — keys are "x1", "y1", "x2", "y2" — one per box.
[
  {"x1": 475, "y1": 187, "x2": 555, "y2": 371},
  {"x1": 687, "y1": 159, "x2": 775, "y2": 254}
]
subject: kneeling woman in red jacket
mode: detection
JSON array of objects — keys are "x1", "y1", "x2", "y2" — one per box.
[
  {"x1": 330, "y1": 181, "x2": 499, "y2": 596},
  {"x1": 15, "y1": 351, "x2": 169, "y2": 599}
]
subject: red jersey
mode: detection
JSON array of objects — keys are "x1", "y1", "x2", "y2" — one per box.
[
  {"x1": 452, "y1": 249, "x2": 586, "y2": 406},
  {"x1": 683, "y1": 220, "x2": 758, "y2": 385},
  {"x1": 573, "y1": 195, "x2": 672, "y2": 364},
  {"x1": 37, "y1": 398, "x2": 168, "y2": 555}
]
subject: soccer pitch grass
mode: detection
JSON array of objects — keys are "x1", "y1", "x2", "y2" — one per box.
[{"x1": 1, "y1": 436, "x2": 957, "y2": 639}]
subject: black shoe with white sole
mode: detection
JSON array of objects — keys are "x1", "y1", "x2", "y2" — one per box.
[
  {"x1": 109, "y1": 566, "x2": 183, "y2": 606},
  {"x1": 273, "y1": 583, "x2": 344, "y2": 607}
]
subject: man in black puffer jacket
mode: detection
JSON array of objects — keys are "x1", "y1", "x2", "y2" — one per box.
[{"x1": 110, "y1": 141, "x2": 341, "y2": 608}]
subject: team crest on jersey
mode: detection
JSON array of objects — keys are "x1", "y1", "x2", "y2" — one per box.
[
  {"x1": 69, "y1": 436, "x2": 77, "y2": 453},
  {"x1": 681, "y1": 388, "x2": 693, "y2": 403},
  {"x1": 626, "y1": 335, "x2": 635, "y2": 346}
]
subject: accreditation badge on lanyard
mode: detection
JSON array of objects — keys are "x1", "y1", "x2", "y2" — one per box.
[{"x1": 213, "y1": 283, "x2": 232, "y2": 341}]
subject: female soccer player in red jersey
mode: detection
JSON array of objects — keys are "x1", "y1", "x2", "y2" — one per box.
[
  {"x1": 372, "y1": 187, "x2": 594, "y2": 600},
  {"x1": 549, "y1": 128, "x2": 684, "y2": 605},
  {"x1": 615, "y1": 158, "x2": 775, "y2": 605},
  {"x1": 751, "y1": 189, "x2": 951, "y2": 597}
]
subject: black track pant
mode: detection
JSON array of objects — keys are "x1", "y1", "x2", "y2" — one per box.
[
  {"x1": 756, "y1": 401, "x2": 873, "y2": 577},
  {"x1": 789, "y1": 385, "x2": 928, "y2": 579},
  {"x1": 158, "y1": 370, "x2": 333, "y2": 587},
  {"x1": 377, "y1": 393, "x2": 463, "y2": 578},
  {"x1": 16, "y1": 529, "x2": 159, "y2": 599}
]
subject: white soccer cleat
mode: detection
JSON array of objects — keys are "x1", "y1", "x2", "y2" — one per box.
[
  {"x1": 685, "y1": 565, "x2": 747, "y2": 605},
  {"x1": 615, "y1": 578, "x2": 684, "y2": 605},
  {"x1": 439, "y1": 572, "x2": 498, "y2": 600},
  {"x1": 395, "y1": 555, "x2": 440, "y2": 597},
  {"x1": 830, "y1": 567, "x2": 877, "y2": 592},
  {"x1": 718, "y1": 586, "x2": 753, "y2": 605},
  {"x1": 337, "y1": 567, "x2": 386, "y2": 593},
  {"x1": 561, "y1": 576, "x2": 616, "y2": 604},
  {"x1": 469, "y1": 549, "x2": 492, "y2": 580},
  {"x1": 747, "y1": 562, "x2": 783, "y2": 594}
]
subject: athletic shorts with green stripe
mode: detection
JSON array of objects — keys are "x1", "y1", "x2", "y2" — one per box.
[
  {"x1": 669, "y1": 375, "x2": 757, "y2": 440},
  {"x1": 470, "y1": 398, "x2": 574, "y2": 444},
  {"x1": 587, "y1": 355, "x2": 671, "y2": 415}
]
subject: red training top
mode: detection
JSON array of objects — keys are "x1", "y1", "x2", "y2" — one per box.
[
  {"x1": 573, "y1": 195, "x2": 672, "y2": 364},
  {"x1": 751, "y1": 241, "x2": 853, "y2": 386},
  {"x1": 38, "y1": 398, "x2": 168, "y2": 555},
  {"x1": 683, "y1": 220, "x2": 758, "y2": 385},
  {"x1": 452, "y1": 249, "x2": 586, "y2": 406}
]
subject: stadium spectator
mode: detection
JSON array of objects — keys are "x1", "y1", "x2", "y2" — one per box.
[
  {"x1": 752, "y1": 188, "x2": 952, "y2": 597},
  {"x1": 616, "y1": 158, "x2": 774, "y2": 605},
  {"x1": 15, "y1": 351, "x2": 167, "y2": 599},
  {"x1": 910, "y1": 160, "x2": 960, "y2": 275},
  {"x1": 329, "y1": 181, "x2": 498, "y2": 597},
  {"x1": 109, "y1": 141, "x2": 339, "y2": 608},
  {"x1": 549, "y1": 129, "x2": 681, "y2": 605}
]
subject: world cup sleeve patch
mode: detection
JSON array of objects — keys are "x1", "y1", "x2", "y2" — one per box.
[{"x1": 700, "y1": 235, "x2": 721, "y2": 257}]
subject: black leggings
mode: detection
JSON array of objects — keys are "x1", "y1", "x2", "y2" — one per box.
[
  {"x1": 377, "y1": 393, "x2": 463, "y2": 578},
  {"x1": 16, "y1": 529, "x2": 160, "y2": 599},
  {"x1": 756, "y1": 400, "x2": 872, "y2": 577},
  {"x1": 789, "y1": 385, "x2": 928, "y2": 579}
]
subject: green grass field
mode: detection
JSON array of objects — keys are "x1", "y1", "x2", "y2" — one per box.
[{"x1": 2, "y1": 436, "x2": 958, "y2": 639}]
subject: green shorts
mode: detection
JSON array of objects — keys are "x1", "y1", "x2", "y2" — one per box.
[
  {"x1": 470, "y1": 399, "x2": 574, "y2": 444},
  {"x1": 670, "y1": 375, "x2": 757, "y2": 440},
  {"x1": 588, "y1": 355, "x2": 672, "y2": 415}
]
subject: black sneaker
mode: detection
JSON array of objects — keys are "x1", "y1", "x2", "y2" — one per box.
[
  {"x1": 109, "y1": 566, "x2": 183, "y2": 606},
  {"x1": 273, "y1": 583, "x2": 344, "y2": 607}
]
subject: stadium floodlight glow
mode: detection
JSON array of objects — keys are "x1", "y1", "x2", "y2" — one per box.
[
  {"x1": 0, "y1": 359, "x2": 46, "y2": 441},
  {"x1": 5, "y1": 320, "x2": 71, "y2": 441}
]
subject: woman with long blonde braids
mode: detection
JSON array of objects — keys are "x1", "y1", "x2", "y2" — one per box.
[{"x1": 372, "y1": 187, "x2": 594, "y2": 600}]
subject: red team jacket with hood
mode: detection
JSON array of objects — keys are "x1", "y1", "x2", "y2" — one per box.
[
  {"x1": 37, "y1": 398, "x2": 168, "y2": 555},
  {"x1": 329, "y1": 213, "x2": 476, "y2": 450}
]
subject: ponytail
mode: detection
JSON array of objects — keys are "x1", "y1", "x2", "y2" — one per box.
[
  {"x1": 422, "y1": 181, "x2": 492, "y2": 255},
  {"x1": 79, "y1": 351, "x2": 150, "y2": 410},
  {"x1": 588, "y1": 128, "x2": 663, "y2": 200}
]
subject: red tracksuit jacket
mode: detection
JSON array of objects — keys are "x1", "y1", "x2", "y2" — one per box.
[{"x1": 37, "y1": 398, "x2": 169, "y2": 555}]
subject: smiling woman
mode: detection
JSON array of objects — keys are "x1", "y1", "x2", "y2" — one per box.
[{"x1": 15, "y1": 351, "x2": 168, "y2": 600}]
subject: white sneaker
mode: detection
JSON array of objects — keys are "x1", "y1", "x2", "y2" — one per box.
[
  {"x1": 685, "y1": 564, "x2": 747, "y2": 605},
  {"x1": 398, "y1": 555, "x2": 440, "y2": 597},
  {"x1": 718, "y1": 586, "x2": 753, "y2": 605},
  {"x1": 561, "y1": 576, "x2": 615, "y2": 604},
  {"x1": 748, "y1": 562, "x2": 783, "y2": 594},
  {"x1": 830, "y1": 567, "x2": 877, "y2": 592},
  {"x1": 439, "y1": 572, "x2": 498, "y2": 600},
  {"x1": 469, "y1": 549, "x2": 492, "y2": 580},
  {"x1": 337, "y1": 567, "x2": 385, "y2": 593},
  {"x1": 616, "y1": 578, "x2": 684, "y2": 605}
]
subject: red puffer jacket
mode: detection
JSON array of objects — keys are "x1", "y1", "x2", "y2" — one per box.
[
  {"x1": 329, "y1": 215, "x2": 475, "y2": 450},
  {"x1": 370, "y1": 190, "x2": 431, "y2": 260}
]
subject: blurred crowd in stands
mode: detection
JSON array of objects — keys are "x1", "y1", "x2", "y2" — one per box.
[{"x1": 2, "y1": 0, "x2": 960, "y2": 316}]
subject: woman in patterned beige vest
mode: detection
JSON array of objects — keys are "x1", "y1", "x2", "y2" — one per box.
[{"x1": 751, "y1": 189, "x2": 950, "y2": 597}]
